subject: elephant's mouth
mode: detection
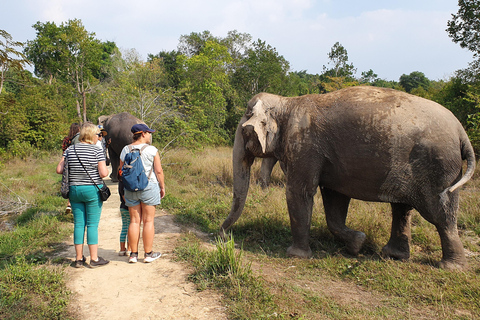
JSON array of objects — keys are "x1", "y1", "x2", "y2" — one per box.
[{"x1": 243, "y1": 126, "x2": 263, "y2": 156}]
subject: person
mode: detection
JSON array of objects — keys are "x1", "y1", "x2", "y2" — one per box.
[
  {"x1": 119, "y1": 123, "x2": 165, "y2": 263},
  {"x1": 62, "y1": 123, "x2": 80, "y2": 214},
  {"x1": 118, "y1": 169, "x2": 131, "y2": 256},
  {"x1": 56, "y1": 122, "x2": 110, "y2": 268},
  {"x1": 96, "y1": 126, "x2": 108, "y2": 157},
  {"x1": 62, "y1": 123, "x2": 80, "y2": 152}
]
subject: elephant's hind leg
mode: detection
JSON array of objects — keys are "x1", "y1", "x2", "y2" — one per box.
[
  {"x1": 418, "y1": 191, "x2": 466, "y2": 270},
  {"x1": 321, "y1": 188, "x2": 366, "y2": 255},
  {"x1": 381, "y1": 203, "x2": 412, "y2": 261}
]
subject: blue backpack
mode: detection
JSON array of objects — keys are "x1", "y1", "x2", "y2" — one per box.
[{"x1": 122, "y1": 145, "x2": 153, "y2": 192}]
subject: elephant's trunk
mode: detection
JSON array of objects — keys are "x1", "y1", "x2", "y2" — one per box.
[{"x1": 220, "y1": 120, "x2": 253, "y2": 238}]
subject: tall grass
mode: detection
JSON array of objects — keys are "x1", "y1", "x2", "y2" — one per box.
[
  {"x1": 0, "y1": 151, "x2": 73, "y2": 319},
  {"x1": 163, "y1": 147, "x2": 480, "y2": 319}
]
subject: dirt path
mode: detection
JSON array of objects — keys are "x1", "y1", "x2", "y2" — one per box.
[{"x1": 61, "y1": 177, "x2": 227, "y2": 320}]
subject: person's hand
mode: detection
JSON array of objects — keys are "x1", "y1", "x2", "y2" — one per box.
[{"x1": 160, "y1": 187, "x2": 165, "y2": 199}]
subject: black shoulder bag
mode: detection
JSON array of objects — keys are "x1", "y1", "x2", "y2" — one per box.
[
  {"x1": 74, "y1": 146, "x2": 111, "y2": 201},
  {"x1": 60, "y1": 157, "x2": 70, "y2": 199}
]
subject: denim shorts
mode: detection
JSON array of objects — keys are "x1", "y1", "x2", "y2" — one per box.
[{"x1": 124, "y1": 181, "x2": 161, "y2": 207}]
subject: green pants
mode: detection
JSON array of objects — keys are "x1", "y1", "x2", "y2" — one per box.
[{"x1": 70, "y1": 185, "x2": 103, "y2": 245}]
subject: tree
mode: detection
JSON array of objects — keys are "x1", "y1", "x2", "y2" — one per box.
[
  {"x1": 25, "y1": 19, "x2": 116, "y2": 122},
  {"x1": 96, "y1": 57, "x2": 179, "y2": 125},
  {"x1": 178, "y1": 40, "x2": 234, "y2": 143},
  {"x1": 0, "y1": 30, "x2": 31, "y2": 94},
  {"x1": 399, "y1": 71, "x2": 431, "y2": 93},
  {"x1": 148, "y1": 50, "x2": 181, "y2": 87},
  {"x1": 233, "y1": 39, "x2": 290, "y2": 97},
  {"x1": 447, "y1": 0, "x2": 480, "y2": 57},
  {"x1": 322, "y1": 42, "x2": 356, "y2": 78},
  {"x1": 178, "y1": 31, "x2": 216, "y2": 58},
  {"x1": 360, "y1": 69, "x2": 379, "y2": 84}
]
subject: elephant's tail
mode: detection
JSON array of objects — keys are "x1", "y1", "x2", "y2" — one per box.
[{"x1": 448, "y1": 137, "x2": 476, "y2": 193}]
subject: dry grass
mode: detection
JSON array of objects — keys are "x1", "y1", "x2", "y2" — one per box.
[{"x1": 164, "y1": 147, "x2": 480, "y2": 319}]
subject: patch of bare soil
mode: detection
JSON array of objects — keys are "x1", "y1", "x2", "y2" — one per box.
[{"x1": 61, "y1": 177, "x2": 227, "y2": 320}]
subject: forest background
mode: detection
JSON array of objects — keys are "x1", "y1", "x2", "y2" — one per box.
[{"x1": 2, "y1": 2, "x2": 480, "y2": 156}]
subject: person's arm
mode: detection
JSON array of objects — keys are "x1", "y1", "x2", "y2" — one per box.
[
  {"x1": 56, "y1": 156, "x2": 65, "y2": 174},
  {"x1": 153, "y1": 152, "x2": 165, "y2": 199},
  {"x1": 98, "y1": 160, "x2": 108, "y2": 178}
]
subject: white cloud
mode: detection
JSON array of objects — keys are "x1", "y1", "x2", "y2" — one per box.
[{"x1": 2, "y1": 0, "x2": 473, "y2": 80}]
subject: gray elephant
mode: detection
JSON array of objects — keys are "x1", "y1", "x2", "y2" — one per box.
[
  {"x1": 98, "y1": 112, "x2": 144, "y2": 182},
  {"x1": 220, "y1": 86, "x2": 476, "y2": 270}
]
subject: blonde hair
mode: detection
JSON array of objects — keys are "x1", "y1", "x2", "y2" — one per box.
[{"x1": 79, "y1": 122, "x2": 99, "y2": 144}]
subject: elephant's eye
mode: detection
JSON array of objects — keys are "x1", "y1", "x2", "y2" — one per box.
[{"x1": 245, "y1": 111, "x2": 253, "y2": 118}]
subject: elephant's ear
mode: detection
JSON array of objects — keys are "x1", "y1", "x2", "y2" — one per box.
[{"x1": 242, "y1": 99, "x2": 277, "y2": 154}]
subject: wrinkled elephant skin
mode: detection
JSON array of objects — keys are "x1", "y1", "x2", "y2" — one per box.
[
  {"x1": 221, "y1": 86, "x2": 476, "y2": 270},
  {"x1": 99, "y1": 112, "x2": 143, "y2": 182}
]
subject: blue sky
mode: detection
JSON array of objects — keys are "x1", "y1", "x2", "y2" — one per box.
[{"x1": 2, "y1": 0, "x2": 473, "y2": 81}]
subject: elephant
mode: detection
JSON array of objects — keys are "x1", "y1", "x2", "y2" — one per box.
[
  {"x1": 98, "y1": 112, "x2": 144, "y2": 182},
  {"x1": 257, "y1": 157, "x2": 285, "y2": 188},
  {"x1": 220, "y1": 86, "x2": 476, "y2": 270}
]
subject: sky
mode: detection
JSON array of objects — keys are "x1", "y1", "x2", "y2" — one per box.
[{"x1": 2, "y1": 0, "x2": 473, "y2": 81}]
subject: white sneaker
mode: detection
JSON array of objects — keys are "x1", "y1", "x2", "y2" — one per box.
[
  {"x1": 129, "y1": 252, "x2": 138, "y2": 263},
  {"x1": 144, "y1": 252, "x2": 162, "y2": 263}
]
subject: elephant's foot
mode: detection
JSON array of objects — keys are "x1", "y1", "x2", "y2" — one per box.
[
  {"x1": 438, "y1": 257, "x2": 467, "y2": 271},
  {"x1": 109, "y1": 173, "x2": 119, "y2": 183},
  {"x1": 218, "y1": 228, "x2": 229, "y2": 241},
  {"x1": 436, "y1": 227, "x2": 467, "y2": 270},
  {"x1": 381, "y1": 241, "x2": 410, "y2": 261},
  {"x1": 345, "y1": 231, "x2": 366, "y2": 255},
  {"x1": 287, "y1": 245, "x2": 312, "y2": 258}
]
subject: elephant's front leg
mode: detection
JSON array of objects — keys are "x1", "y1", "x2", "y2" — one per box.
[
  {"x1": 381, "y1": 203, "x2": 412, "y2": 260},
  {"x1": 321, "y1": 188, "x2": 366, "y2": 255},
  {"x1": 285, "y1": 184, "x2": 314, "y2": 258},
  {"x1": 258, "y1": 157, "x2": 278, "y2": 189}
]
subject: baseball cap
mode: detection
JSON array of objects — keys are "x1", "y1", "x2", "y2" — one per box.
[{"x1": 131, "y1": 123, "x2": 155, "y2": 134}]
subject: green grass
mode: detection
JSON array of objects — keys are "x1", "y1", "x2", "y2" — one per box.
[
  {"x1": 0, "y1": 151, "x2": 74, "y2": 320},
  {"x1": 1, "y1": 147, "x2": 479, "y2": 319},
  {"x1": 162, "y1": 147, "x2": 480, "y2": 319}
]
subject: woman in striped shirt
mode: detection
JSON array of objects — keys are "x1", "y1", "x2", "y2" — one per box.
[{"x1": 56, "y1": 122, "x2": 110, "y2": 268}]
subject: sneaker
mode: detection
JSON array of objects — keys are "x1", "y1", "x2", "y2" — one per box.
[
  {"x1": 90, "y1": 256, "x2": 109, "y2": 268},
  {"x1": 129, "y1": 252, "x2": 138, "y2": 263},
  {"x1": 65, "y1": 206, "x2": 72, "y2": 214},
  {"x1": 144, "y1": 251, "x2": 162, "y2": 263},
  {"x1": 118, "y1": 250, "x2": 128, "y2": 256},
  {"x1": 74, "y1": 256, "x2": 86, "y2": 268}
]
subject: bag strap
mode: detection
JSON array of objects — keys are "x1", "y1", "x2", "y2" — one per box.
[
  {"x1": 126, "y1": 144, "x2": 154, "y2": 179},
  {"x1": 74, "y1": 145, "x2": 103, "y2": 192}
]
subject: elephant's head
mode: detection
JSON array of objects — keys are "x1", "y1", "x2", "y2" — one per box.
[
  {"x1": 241, "y1": 94, "x2": 280, "y2": 157},
  {"x1": 220, "y1": 93, "x2": 282, "y2": 237},
  {"x1": 98, "y1": 115, "x2": 113, "y2": 126}
]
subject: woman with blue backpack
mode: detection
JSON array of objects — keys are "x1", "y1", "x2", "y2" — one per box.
[{"x1": 118, "y1": 123, "x2": 166, "y2": 263}]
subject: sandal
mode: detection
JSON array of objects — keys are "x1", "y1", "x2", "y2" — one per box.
[{"x1": 118, "y1": 250, "x2": 128, "y2": 256}]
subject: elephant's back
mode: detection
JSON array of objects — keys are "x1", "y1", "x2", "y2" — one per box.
[
  {"x1": 305, "y1": 86, "x2": 461, "y2": 138},
  {"x1": 105, "y1": 113, "x2": 143, "y2": 131}
]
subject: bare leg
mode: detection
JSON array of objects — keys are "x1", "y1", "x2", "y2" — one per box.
[
  {"x1": 88, "y1": 244, "x2": 98, "y2": 261},
  {"x1": 321, "y1": 188, "x2": 365, "y2": 255},
  {"x1": 75, "y1": 244, "x2": 84, "y2": 261},
  {"x1": 141, "y1": 203, "x2": 156, "y2": 253},
  {"x1": 128, "y1": 204, "x2": 142, "y2": 253}
]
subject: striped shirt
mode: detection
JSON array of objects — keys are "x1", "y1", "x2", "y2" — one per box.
[{"x1": 63, "y1": 143, "x2": 106, "y2": 186}]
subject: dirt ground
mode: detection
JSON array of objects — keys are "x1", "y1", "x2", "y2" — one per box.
[{"x1": 61, "y1": 177, "x2": 227, "y2": 320}]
